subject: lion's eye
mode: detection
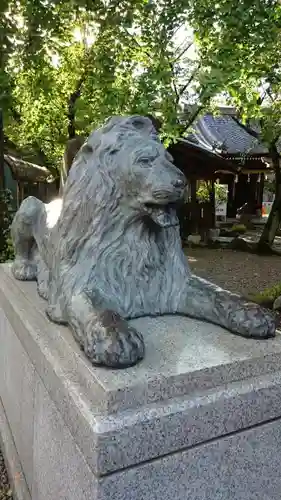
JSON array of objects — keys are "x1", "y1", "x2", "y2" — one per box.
[{"x1": 140, "y1": 158, "x2": 151, "y2": 165}]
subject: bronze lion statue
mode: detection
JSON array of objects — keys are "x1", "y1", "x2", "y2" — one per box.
[{"x1": 11, "y1": 115, "x2": 276, "y2": 368}]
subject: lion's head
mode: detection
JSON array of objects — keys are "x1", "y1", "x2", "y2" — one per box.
[{"x1": 63, "y1": 115, "x2": 186, "y2": 230}]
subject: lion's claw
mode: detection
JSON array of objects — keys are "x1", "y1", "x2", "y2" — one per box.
[{"x1": 228, "y1": 301, "x2": 276, "y2": 339}]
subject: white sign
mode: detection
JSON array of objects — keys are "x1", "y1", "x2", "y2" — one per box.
[{"x1": 216, "y1": 203, "x2": 227, "y2": 216}]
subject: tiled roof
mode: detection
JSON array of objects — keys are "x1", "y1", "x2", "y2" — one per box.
[
  {"x1": 169, "y1": 137, "x2": 240, "y2": 177},
  {"x1": 179, "y1": 136, "x2": 221, "y2": 155},
  {"x1": 188, "y1": 114, "x2": 268, "y2": 156}
]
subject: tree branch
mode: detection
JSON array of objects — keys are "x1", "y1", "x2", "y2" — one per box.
[
  {"x1": 178, "y1": 64, "x2": 201, "y2": 98},
  {"x1": 169, "y1": 62, "x2": 201, "y2": 106},
  {"x1": 265, "y1": 87, "x2": 276, "y2": 103},
  {"x1": 123, "y1": 27, "x2": 197, "y2": 108},
  {"x1": 169, "y1": 62, "x2": 180, "y2": 102},
  {"x1": 231, "y1": 116, "x2": 260, "y2": 140},
  {"x1": 67, "y1": 74, "x2": 86, "y2": 139},
  {"x1": 168, "y1": 22, "x2": 185, "y2": 42},
  {"x1": 179, "y1": 104, "x2": 205, "y2": 135},
  {"x1": 67, "y1": 40, "x2": 91, "y2": 139},
  {"x1": 174, "y1": 41, "x2": 193, "y2": 63}
]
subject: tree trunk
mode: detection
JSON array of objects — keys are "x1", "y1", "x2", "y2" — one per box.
[
  {"x1": 257, "y1": 144, "x2": 281, "y2": 253},
  {"x1": 59, "y1": 135, "x2": 86, "y2": 196}
]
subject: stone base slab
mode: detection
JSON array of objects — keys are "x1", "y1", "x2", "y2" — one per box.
[
  {"x1": 0, "y1": 397, "x2": 31, "y2": 500},
  {"x1": 1, "y1": 264, "x2": 281, "y2": 499}
]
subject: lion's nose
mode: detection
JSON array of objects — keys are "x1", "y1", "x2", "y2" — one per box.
[{"x1": 173, "y1": 178, "x2": 186, "y2": 189}]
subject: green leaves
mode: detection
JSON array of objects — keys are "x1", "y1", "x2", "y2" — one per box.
[
  {"x1": 189, "y1": 0, "x2": 281, "y2": 146},
  {"x1": 1, "y1": 0, "x2": 198, "y2": 168}
]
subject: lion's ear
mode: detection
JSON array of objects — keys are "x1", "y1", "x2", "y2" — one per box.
[
  {"x1": 131, "y1": 116, "x2": 150, "y2": 130},
  {"x1": 81, "y1": 143, "x2": 94, "y2": 154}
]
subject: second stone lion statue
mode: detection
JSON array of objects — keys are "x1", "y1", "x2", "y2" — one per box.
[{"x1": 11, "y1": 115, "x2": 276, "y2": 368}]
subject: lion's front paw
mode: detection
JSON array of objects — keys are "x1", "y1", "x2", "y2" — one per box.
[
  {"x1": 228, "y1": 301, "x2": 276, "y2": 339},
  {"x1": 12, "y1": 259, "x2": 37, "y2": 281},
  {"x1": 82, "y1": 310, "x2": 145, "y2": 368}
]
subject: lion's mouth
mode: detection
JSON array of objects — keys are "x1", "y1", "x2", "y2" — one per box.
[{"x1": 144, "y1": 202, "x2": 179, "y2": 228}]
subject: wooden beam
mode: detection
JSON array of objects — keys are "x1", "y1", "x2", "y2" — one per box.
[{"x1": 240, "y1": 170, "x2": 270, "y2": 174}]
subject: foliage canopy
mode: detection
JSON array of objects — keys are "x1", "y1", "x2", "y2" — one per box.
[{"x1": 1, "y1": 0, "x2": 200, "y2": 169}]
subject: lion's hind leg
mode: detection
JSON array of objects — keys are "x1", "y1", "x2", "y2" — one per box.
[
  {"x1": 66, "y1": 291, "x2": 145, "y2": 368},
  {"x1": 11, "y1": 196, "x2": 45, "y2": 281}
]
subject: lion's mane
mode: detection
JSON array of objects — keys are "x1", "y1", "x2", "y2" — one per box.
[{"x1": 49, "y1": 116, "x2": 190, "y2": 318}]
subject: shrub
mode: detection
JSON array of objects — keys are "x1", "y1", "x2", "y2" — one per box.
[
  {"x1": 0, "y1": 189, "x2": 14, "y2": 263},
  {"x1": 196, "y1": 181, "x2": 228, "y2": 207},
  {"x1": 248, "y1": 283, "x2": 281, "y2": 309},
  {"x1": 230, "y1": 224, "x2": 247, "y2": 234}
]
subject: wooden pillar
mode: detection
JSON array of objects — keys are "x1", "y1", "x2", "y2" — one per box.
[
  {"x1": 190, "y1": 178, "x2": 198, "y2": 233},
  {"x1": 227, "y1": 175, "x2": 235, "y2": 217},
  {"x1": 190, "y1": 178, "x2": 197, "y2": 204},
  {"x1": 38, "y1": 182, "x2": 44, "y2": 201},
  {"x1": 209, "y1": 179, "x2": 216, "y2": 228},
  {"x1": 42, "y1": 182, "x2": 47, "y2": 202},
  {"x1": 249, "y1": 174, "x2": 258, "y2": 207},
  {"x1": 257, "y1": 173, "x2": 264, "y2": 207},
  {"x1": 16, "y1": 182, "x2": 19, "y2": 209},
  {"x1": 234, "y1": 174, "x2": 248, "y2": 211},
  {"x1": 19, "y1": 182, "x2": 24, "y2": 204}
]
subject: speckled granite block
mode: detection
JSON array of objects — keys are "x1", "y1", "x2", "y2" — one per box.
[
  {"x1": 2, "y1": 263, "x2": 281, "y2": 499},
  {"x1": 32, "y1": 379, "x2": 97, "y2": 500},
  {"x1": 0, "y1": 308, "x2": 36, "y2": 492},
  {"x1": 0, "y1": 397, "x2": 31, "y2": 500},
  {"x1": 97, "y1": 418, "x2": 281, "y2": 500}
]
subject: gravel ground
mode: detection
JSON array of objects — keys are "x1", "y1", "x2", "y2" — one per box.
[
  {"x1": 186, "y1": 247, "x2": 281, "y2": 296},
  {"x1": 0, "y1": 452, "x2": 12, "y2": 500}
]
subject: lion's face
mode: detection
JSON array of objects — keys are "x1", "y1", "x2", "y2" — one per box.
[
  {"x1": 115, "y1": 137, "x2": 186, "y2": 228},
  {"x1": 70, "y1": 115, "x2": 187, "y2": 229}
]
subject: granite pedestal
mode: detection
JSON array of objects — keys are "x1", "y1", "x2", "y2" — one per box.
[{"x1": 1, "y1": 264, "x2": 281, "y2": 499}]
